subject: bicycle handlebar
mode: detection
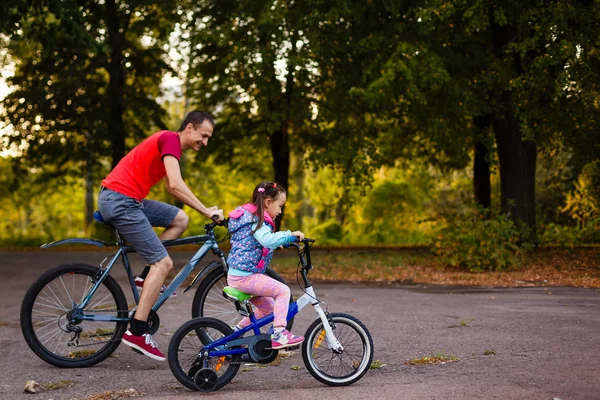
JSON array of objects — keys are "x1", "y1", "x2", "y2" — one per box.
[
  {"x1": 284, "y1": 237, "x2": 315, "y2": 276},
  {"x1": 204, "y1": 218, "x2": 229, "y2": 234},
  {"x1": 286, "y1": 236, "x2": 314, "y2": 245}
]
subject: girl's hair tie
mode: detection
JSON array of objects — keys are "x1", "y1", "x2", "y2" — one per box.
[{"x1": 258, "y1": 188, "x2": 265, "y2": 193}]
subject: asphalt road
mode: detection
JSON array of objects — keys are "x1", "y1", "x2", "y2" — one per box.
[{"x1": 1, "y1": 251, "x2": 599, "y2": 400}]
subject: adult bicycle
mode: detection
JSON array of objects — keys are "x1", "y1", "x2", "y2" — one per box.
[{"x1": 20, "y1": 212, "x2": 291, "y2": 368}]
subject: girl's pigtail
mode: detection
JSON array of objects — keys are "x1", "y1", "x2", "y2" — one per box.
[{"x1": 253, "y1": 184, "x2": 266, "y2": 233}]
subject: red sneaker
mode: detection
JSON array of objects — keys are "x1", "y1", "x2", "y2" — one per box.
[
  {"x1": 134, "y1": 277, "x2": 177, "y2": 298},
  {"x1": 121, "y1": 330, "x2": 165, "y2": 361}
]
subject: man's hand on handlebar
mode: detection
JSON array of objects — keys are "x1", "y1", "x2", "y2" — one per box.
[{"x1": 207, "y1": 206, "x2": 224, "y2": 223}]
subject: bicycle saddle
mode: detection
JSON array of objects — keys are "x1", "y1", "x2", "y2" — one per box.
[{"x1": 93, "y1": 210, "x2": 107, "y2": 224}]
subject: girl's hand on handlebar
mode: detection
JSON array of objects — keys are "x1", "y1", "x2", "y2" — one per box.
[{"x1": 291, "y1": 231, "x2": 305, "y2": 241}]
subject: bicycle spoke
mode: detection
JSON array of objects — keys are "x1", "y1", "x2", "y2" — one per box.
[
  {"x1": 38, "y1": 324, "x2": 64, "y2": 346},
  {"x1": 86, "y1": 291, "x2": 117, "y2": 311},
  {"x1": 80, "y1": 275, "x2": 91, "y2": 304},
  {"x1": 58, "y1": 275, "x2": 76, "y2": 308},
  {"x1": 307, "y1": 318, "x2": 370, "y2": 380},
  {"x1": 31, "y1": 307, "x2": 63, "y2": 317},
  {"x1": 44, "y1": 283, "x2": 70, "y2": 311},
  {"x1": 31, "y1": 317, "x2": 59, "y2": 331},
  {"x1": 37, "y1": 291, "x2": 69, "y2": 312}
]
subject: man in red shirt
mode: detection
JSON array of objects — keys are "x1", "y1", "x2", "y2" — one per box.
[{"x1": 98, "y1": 111, "x2": 224, "y2": 361}]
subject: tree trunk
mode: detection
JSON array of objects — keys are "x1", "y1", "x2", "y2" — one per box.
[
  {"x1": 268, "y1": 30, "x2": 296, "y2": 230},
  {"x1": 490, "y1": 9, "x2": 537, "y2": 236},
  {"x1": 271, "y1": 125, "x2": 290, "y2": 231},
  {"x1": 105, "y1": 0, "x2": 127, "y2": 168},
  {"x1": 174, "y1": 86, "x2": 191, "y2": 210},
  {"x1": 84, "y1": 157, "x2": 94, "y2": 232},
  {"x1": 492, "y1": 92, "x2": 537, "y2": 232},
  {"x1": 473, "y1": 116, "x2": 491, "y2": 209}
]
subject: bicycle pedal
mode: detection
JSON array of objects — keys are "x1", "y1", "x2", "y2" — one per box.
[{"x1": 131, "y1": 348, "x2": 144, "y2": 355}]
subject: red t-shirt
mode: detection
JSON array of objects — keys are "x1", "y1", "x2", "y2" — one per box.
[{"x1": 102, "y1": 131, "x2": 181, "y2": 201}]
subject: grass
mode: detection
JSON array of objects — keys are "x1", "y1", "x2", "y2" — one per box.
[
  {"x1": 269, "y1": 247, "x2": 600, "y2": 288},
  {"x1": 69, "y1": 349, "x2": 97, "y2": 358},
  {"x1": 73, "y1": 389, "x2": 144, "y2": 400},
  {"x1": 79, "y1": 328, "x2": 114, "y2": 339},
  {"x1": 369, "y1": 359, "x2": 387, "y2": 369},
  {"x1": 42, "y1": 380, "x2": 75, "y2": 391},
  {"x1": 406, "y1": 352, "x2": 459, "y2": 365},
  {"x1": 483, "y1": 350, "x2": 496, "y2": 356},
  {"x1": 448, "y1": 317, "x2": 474, "y2": 328}
]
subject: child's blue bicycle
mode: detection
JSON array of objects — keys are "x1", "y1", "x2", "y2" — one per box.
[{"x1": 167, "y1": 237, "x2": 374, "y2": 392}]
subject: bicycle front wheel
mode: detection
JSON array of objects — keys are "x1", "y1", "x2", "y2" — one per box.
[
  {"x1": 20, "y1": 263, "x2": 128, "y2": 368},
  {"x1": 192, "y1": 266, "x2": 293, "y2": 332},
  {"x1": 302, "y1": 313, "x2": 374, "y2": 386}
]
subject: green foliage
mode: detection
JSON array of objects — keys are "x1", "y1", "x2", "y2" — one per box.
[
  {"x1": 536, "y1": 146, "x2": 576, "y2": 226},
  {"x1": 1, "y1": 0, "x2": 179, "y2": 188},
  {"x1": 1, "y1": 0, "x2": 600, "y2": 254},
  {"x1": 434, "y1": 209, "x2": 530, "y2": 272},
  {"x1": 308, "y1": 219, "x2": 343, "y2": 245},
  {"x1": 0, "y1": 171, "x2": 86, "y2": 246},
  {"x1": 539, "y1": 221, "x2": 600, "y2": 247},
  {"x1": 562, "y1": 161, "x2": 600, "y2": 228},
  {"x1": 542, "y1": 161, "x2": 600, "y2": 246}
]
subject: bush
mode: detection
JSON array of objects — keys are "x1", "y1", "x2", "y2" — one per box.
[
  {"x1": 541, "y1": 219, "x2": 600, "y2": 246},
  {"x1": 434, "y1": 210, "x2": 531, "y2": 272},
  {"x1": 310, "y1": 219, "x2": 344, "y2": 245}
]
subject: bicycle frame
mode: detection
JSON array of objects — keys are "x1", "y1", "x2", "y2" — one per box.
[
  {"x1": 37, "y1": 218, "x2": 226, "y2": 328},
  {"x1": 200, "y1": 241, "x2": 343, "y2": 358},
  {"x1": 70, "y1": 236, "x2": 221, "y2": 324},
  {"x1": 204, "y1": 288, "x2": 343, "y2": 358}
]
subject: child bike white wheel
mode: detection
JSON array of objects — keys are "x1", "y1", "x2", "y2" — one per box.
[{"x1": 301, "y1": 313, "x2": 374, "y2": 386}]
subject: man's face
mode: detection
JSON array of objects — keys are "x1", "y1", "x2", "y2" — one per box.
[{"x1": 185, "y1": 120, "x2": 213, "y2": 151}]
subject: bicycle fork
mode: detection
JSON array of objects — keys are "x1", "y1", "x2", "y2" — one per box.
[{"x1": 303, "y1": 287, "x2": 344, "y2": 353}]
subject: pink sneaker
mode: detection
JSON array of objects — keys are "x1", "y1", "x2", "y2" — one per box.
[
  {"x1": 121, "y1": 330, "x2": 165, "y2": 361},
  {"x1": 134, "y1": 277, "x2": 177, "y2": 298},
  {"x1": 271, "y1": 329, "x2": 304, "y2": 349}
]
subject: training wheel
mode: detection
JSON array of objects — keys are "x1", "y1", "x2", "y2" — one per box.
[{"x1": 194, "y1": 368, "x2": 219, "y2": 392}]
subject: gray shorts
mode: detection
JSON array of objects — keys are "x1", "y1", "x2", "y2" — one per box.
[{"x1": 97, "y1": 188, "x2": 180, "y2": 264}]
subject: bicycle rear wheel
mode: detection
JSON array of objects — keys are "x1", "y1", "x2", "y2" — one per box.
[
  {"x1": 20, "y1": 263, "x2": 128, "y2": 368},
  {"x1": 168, "y1": 317, "x2": 241, "y2": 392},
  {"x1": 192, "y1": 266, "x2": 293, "y2": 332},
  {"x1": 302, "y1": 313, "x2": 374, "y2": 386}
]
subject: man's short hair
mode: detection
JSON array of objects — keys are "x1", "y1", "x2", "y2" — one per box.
[{"x1": 178, "y1": 111, "x2": 215, "y2": 132}]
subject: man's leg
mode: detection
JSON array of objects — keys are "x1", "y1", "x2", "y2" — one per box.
[
  {"x1": 98, "y1": 193, "x2": 173, "y2": 360},
  {"x1": 134, "y1": 255, "x2": 173, "y2": 322},
  {"x1": 138, "y1": 203, "x2": 188, "y2": 282},
  {"x1": 160, "y1": 209, "x2": 189, "y2": 240}
]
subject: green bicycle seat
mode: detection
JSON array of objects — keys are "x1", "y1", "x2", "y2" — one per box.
[{"x1": 223, "y1": 286, "x2": 252, "y2": 302}]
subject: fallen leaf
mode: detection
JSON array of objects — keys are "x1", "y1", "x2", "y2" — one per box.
[{"x1": 24, "y1": 380, "x2": 42, "y2": 393}]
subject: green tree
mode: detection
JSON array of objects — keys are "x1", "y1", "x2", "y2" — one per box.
[
  {"x1": 1, "y1": 0, "x2": 179, "y2": 228},
  {"x1": 303, "y1": 0, "x2": 600, "y2": 238},
  {"x1": 181, "y1": 0, "x2": 316, "y2": 227}
]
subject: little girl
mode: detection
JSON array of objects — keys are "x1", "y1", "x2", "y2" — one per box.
[{"x1": 227, "y1": 181, "x2": 305, "y2": 349}]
